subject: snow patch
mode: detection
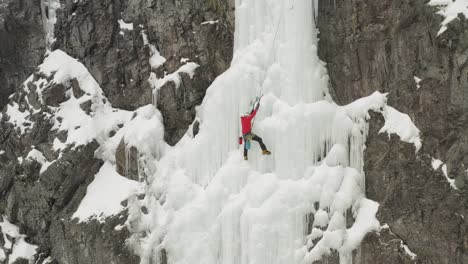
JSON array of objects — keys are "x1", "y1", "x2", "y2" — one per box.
[
  {"x1": 379, "y1": 106, "x2": 422, "y2": 152},
  {"x1": 441, "y1": 164, "x2": 457, "y2": 189},
  {"x1": 148, "y1": 63, "x2": 199, "y2": 91},
  {"x1": 414, "y1": 76, "x2": 422, "y2": 89},
  {"x1": 148, "y1": 62, "x2": 199, "y2": 105},
  {"x1": 344, "y1": 91, "x2": 421, "y2": 152},
  {"x1": 0, "y1": 216, "x2": 38, "y2": 264},
  {"x1": 431, "y1": 158, "x2": 457, "y2": 189},
  {"x1": 400, "y1": 241, "x2": 417, "y2": 260},
  {"x1": 141, "y1": 31, "x2": 166, "y2": 69},
  {"x1": 5, "y1": 103, "x2": 32, "y2": 134},
  {"x1": 429, "y1": 0, "x2": 468, "y2": 35},
  {"x1": 431, "y1": 158, "x2": 443, "y2": 170},
  {"x1": 97, "y1": 104, "x2": 166, "y2": 163},
  {"x1": 201, "y1": 20, "x2": 219, "y2": 25},
  {"x1": 72, "y1": 162, "x2": 144, "y2": 223},
  {"x1": 26, "y1": 147, "x2": 52, "y2": 174},
  {"x1": 118, "y1": 19, "x2": 134, "y2": 31}
]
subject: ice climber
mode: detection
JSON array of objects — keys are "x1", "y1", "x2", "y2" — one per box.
[{"x1": 240, "y1": 98, "x2": 271, "y2": 160}]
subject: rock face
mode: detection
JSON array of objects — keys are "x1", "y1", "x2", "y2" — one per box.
[
  {"x1": 0, "y1": 0, "x2": 46, "y2": 109},
  {"x1": 318, "y1": 1, "x2": 468, "y2": 263},
  {"x1": 0, "y1": 0, "x2": 235, "y2": 262},
  {"x1": 54, "y1": 0, "x2": 235, "y2": 145},
  {"x1": 0, "y1": 67, "x2": 139, "y2": 263}
]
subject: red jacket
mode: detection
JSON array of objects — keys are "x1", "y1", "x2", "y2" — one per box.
[{"x1": 241, "y1": 108, "x2": 258, "y2": 135}]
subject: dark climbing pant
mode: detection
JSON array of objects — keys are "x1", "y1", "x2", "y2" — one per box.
[{"x1": 243, "y1": 133, "x2": 267, "y2": 158}]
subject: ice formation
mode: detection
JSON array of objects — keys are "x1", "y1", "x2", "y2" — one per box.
[
  {"x1": 41, "y1": 0, "x2": 60, "y2": 49},
  {"x1": 125, "y1": 0, "x2": 420, "y2": 264}
]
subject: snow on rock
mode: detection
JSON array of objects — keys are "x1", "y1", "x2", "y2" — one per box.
[
  {"x1": 30, "y1": 50, "x2": 134, "y2": 153},
  {"x1": 148, "y1": 60, "x2": 199, "y2": 105},
  {"x1": 0, "y1": 216, "x2": 38, "y2": 264},
  {"x1": 96, "y1": 104, "x2": 166, "y2": 163},
  {"x1": 431, "y1": 158, "x2": 457, "y2": 189},
  {"x1": 26, "y1": 147, "x2": 52, "y2": 174},
  {"x1": 118, "y1": 19, "x2": 134, "y2": 31},
  {"x1": 344, "y1": 91, "x2": 422, "y2": 152},
  {"x1": 72, "y1": 162, "x2": 144, "y2": 223},
  {"x1": 379, "y1": 106, "x2": 422, "y2": 152},
  {"x1": 432, "y1": 158, "x2": 444, "y2": 170},
  {"x1": 141, "y1": 31, "x2": 166, "y2": 69},
  {"x1": 441, "y1": 164, "x2": 457, "y2": 189},
  {"x1": 429, "y1": 0, "x2": 468, "y2": 35},
  {"x1": 201, "y1": 20, "x2": 219, "y2": 25},
  {"x1": 10, "y1": 49, "x2": 167, "y2": 223},
  {"x1": 38, "y1": 49, "x2": 103, "y2": 97},
  {"x1": 400, "y1": 241, "x2": 417, "y2": 260},
  {"x1": 5, "y1": 102, "x2": 32, "y2": 134},
  {"x1": 414, "y1": 76, "x2": 422, "y2": 89},
  {"x1": 148, "y1": 62, "x2": 200, "y2": 95}
]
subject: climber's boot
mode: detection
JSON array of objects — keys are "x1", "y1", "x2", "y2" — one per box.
[{"x1": 262, "y1": 150, "x2": 271, "y2": 155}]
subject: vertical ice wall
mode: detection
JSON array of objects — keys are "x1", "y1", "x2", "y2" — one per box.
[
  {"x1": 169, "y1": 0, "x2": 332, "y2": 185},
  {"x1": 41, "y1": 0, "x2": 60, "y2": 50},
  {"x1": 130, "y1": 0, "x2": 419, "y2": 263}
]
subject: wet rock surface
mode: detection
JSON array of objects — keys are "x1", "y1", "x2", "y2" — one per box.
[{"x1": 318, "y1": 1, "x2": 468, "y2": 263}]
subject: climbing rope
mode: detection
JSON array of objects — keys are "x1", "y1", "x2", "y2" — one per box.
[
  {"x1": 259, "y1": 0, "x2": 298, "y2": 95},
  {"x1": 259, "y1": 3, "x2": 287, "y2": 96}
]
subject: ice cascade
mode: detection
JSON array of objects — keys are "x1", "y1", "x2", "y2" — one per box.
[{"x1": 128, "y1": 0, "x2": 420, "y2": 264}]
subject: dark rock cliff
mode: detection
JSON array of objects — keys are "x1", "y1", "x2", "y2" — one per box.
[
  {"x1": 54, "y1": 0, "x2": 234, "y2": 144},
  {"x1": 318, "y1": 1, "x2": 468, "y2": 263},
  {"x1": 0, "y1": 68, "x2": 137, "y2": 263},
  {"x1": 0, "y1": 0, "x2": 46, "y2": 109}
]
